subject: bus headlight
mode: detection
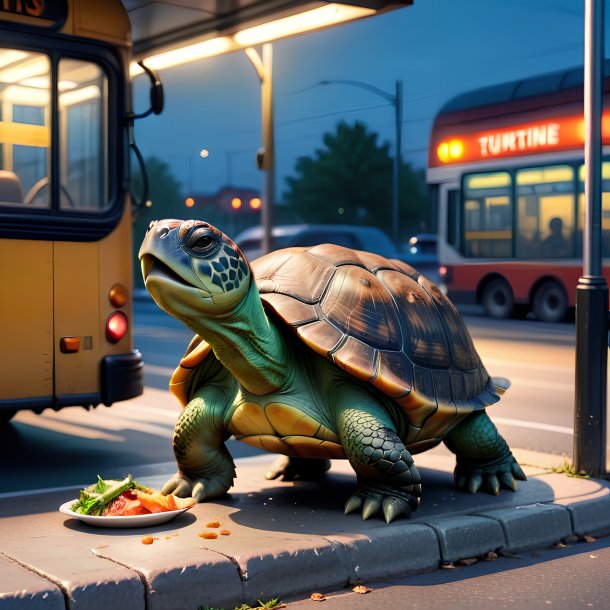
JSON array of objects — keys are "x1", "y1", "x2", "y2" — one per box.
[{"x1": 106, "y1": 311, "x2": 128, "y2": 343}]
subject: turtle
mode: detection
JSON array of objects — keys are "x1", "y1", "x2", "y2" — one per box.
[{"x1": 139, "y1": 218, "x2": 526, "y2": 524}]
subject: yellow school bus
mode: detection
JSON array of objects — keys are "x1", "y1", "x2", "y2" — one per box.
[{"x1": 0, "y1": 0, "x2": 143, "y2": 423}]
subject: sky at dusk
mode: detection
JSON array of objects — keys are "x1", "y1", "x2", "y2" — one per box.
[{"x1": 132, "y1": 0, "x2": 601, "y2": 201}]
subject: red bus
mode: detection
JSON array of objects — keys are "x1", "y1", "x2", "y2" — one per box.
[{"x1": 427, "y1": 63, "x2": 610, "y2": 322}]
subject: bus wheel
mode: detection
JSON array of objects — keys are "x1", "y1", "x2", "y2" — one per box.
[
  {"x1": 480, "y1": 278, "x2": 514, "y2": 319},
  {"x1": 533, "y1": 281, "x2": 568, "y2": 323}
]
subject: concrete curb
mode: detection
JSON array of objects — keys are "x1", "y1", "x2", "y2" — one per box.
[{"x1": 2, "y1": 454, "x2": 610, "y2": 610}]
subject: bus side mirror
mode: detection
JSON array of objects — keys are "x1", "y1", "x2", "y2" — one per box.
[{"x1": 133, "y1": 61, "x2": 164, "y2": 118}]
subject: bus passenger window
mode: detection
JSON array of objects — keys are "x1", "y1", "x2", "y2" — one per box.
[
  {"x1": 517, "y1": 165, "x2": 575, "y2": 259},
  {"x1": 58, "y1": 59, "x2": 108, "y2": 211},
  {"x1": 0, "y1": 49, "x2": 50, "y2": 208},
  {"x1": 578, "y1": 163, "x2": 610, "y2": 258},
  {"x1": 462, "y1": 172, "x2": 512, "y2": 258}
]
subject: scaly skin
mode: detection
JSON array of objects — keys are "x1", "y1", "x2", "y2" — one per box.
[
  {"x1": 444, "y1": 410, "x2": 527, "y2": 494},
  {"x1": 140, "y1": 219, "x2": 526, "y2": 524},
  {"x1": 162, "y1": 356, "x2": 239, "y2": 501},
  {"x1": 338, "y1": 396, "x2": 421, "y2": 523}
]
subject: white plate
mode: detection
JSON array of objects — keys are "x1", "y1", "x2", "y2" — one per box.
[{"x1": 59, "y1": 499, "x2": 193, "y2": 528}]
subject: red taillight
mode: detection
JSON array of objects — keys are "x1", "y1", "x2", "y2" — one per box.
[
  {"x1": 439, "y1": 265, "x2": 452, "y2": 284},
  {"x1": 106, "y1": 311, "x2": 128, "y2": 343}
]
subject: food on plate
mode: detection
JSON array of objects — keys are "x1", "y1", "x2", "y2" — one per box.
[{"x1": 70, "y1": 475, "x2": 195, "y2": 516}]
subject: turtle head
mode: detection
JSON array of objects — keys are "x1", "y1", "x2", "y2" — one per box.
[{"x1": 139, "y1": 219, "x2": 252, "y2": 318}]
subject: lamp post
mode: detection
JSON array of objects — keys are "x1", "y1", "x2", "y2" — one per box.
[
  {"x1": 574, "y1": 0, "x2": 608, "y2": 476},
  {"x1": 245, "y1": 44, "x2": 275, "y2": 255},
  {"x1": 319, "y1": 79, "x2": 403, "y2": 246}
]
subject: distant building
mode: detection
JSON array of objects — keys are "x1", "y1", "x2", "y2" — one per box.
[{"x1": 184, "y1": 185, "x2": 262, "y2": 234}]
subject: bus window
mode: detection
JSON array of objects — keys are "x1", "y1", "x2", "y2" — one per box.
[
  {"x1": 0, "y1": 49, "x2": 50, "y2": 207},
  {"x1": 578, "y1": 163, "x2": 610, "y2": 258},
  {"x1": 517, "y1": 165, "x2": 575, "y2": 259},
  {"x1": 58, "y1": 59, "x2": 108, "y2": 210},
  {"x1": 463, "y1": 172, "x2": 512, "y2": 258}
]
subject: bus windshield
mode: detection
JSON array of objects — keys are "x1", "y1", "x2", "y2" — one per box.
[{"x1": 0, "y1": 48, "x2": 109, "y2": 211}]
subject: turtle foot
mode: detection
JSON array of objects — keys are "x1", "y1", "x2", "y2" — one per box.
[
  {"x1": 265, "y1": 456, "x2": 331, "y2": 481},
  {"x1": 162, "y1": 469, "x2": 233, "y2": 502},
  {"x1": 344, "y1": 480, "x2": 421, "y2": 524},
  {"x1": 454, "y1": 452, "x2": 527, "y2": 495}
]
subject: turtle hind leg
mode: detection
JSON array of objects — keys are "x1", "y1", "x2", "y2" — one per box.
[
  {"x1": 336, "y1": 385, "x2": 421, "y2": 524},
  {"x1": 444, "y1": 410, "x2": 526, "y2": 495},
  {"x1": 265, "y1": 456, "x2": 331, "y2": 481}
]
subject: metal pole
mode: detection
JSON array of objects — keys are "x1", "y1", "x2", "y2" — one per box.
[
  {"x1": 261, "y1": 43, "x2": 275, "y2": 255},
  {"x1": 574, "y1": 0, "x2": 607, "y2": 476},
  {"x1": 392, "y1": 79, "x2": 403, "y2": 246},
  {"x1": 244, "y1": 44, "x2": 275, "y2": 254}
]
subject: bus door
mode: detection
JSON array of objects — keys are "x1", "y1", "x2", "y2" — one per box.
[{"x1": 438, "y1": 181, "x2": 461, "y2": 263}]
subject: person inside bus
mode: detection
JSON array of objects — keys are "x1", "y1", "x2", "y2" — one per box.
[{"x1": 542, "y1": 217, "x2": 570, "y2": 258}]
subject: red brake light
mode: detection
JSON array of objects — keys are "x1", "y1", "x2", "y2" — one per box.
[
  {"x1": 106, "y1": 311, "x2": 128, "y2": 343},
  {"x1": 439, "y1": 265, "x2": 452, "y2": 284}
]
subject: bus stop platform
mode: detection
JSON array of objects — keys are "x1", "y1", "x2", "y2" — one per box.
[{"x1": 2, "y1": 448, "x2": 610, "y2": 610}]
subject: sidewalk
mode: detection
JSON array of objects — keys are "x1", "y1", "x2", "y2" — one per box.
[{"x1": 2, "y1": 446, "x2": 610, "y2": 610}]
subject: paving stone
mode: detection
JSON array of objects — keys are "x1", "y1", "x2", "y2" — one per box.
[
  {"x1": 559, "y1": 485, "x2": 610, "y2": 538},
  {"x1": 327, "y1": 523, "x2": 440, "y2": 582},
  {"x1": 422, "y1": 515, "x2": 505, "y2": 564},
  {"x1": 0, "y1": 554, "x2": 64, "y2": 610},
  {"x1": 476, "y1": 503, "x2": 572, "y2": 552},
  {"x1": 0, "y1": 507, "x2": 145, "y2": 610}
]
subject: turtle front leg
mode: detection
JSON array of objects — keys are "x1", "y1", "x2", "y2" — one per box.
[
  {"x1": 336, "y1": 386, "x2": 421, "y2": 524},
  {"x1": 162, "y1": 384, "x2": 236, "y2": 503},
  {"x1": 444, "y1": 410, "x2": 526, "y2": 495}
]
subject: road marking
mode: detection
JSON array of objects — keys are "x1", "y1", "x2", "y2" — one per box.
[
  {"x1": 13, "y1": 413, "x2": 124, "y2": 442},
  {"x1": 491, "y1": 416, "x2": 573, "y2": 435},
  {"x1": 482, "y1": 357, "x2": 574, "y2": 375},
  {"x1": 145, "y1": 364, "x2": 176, "y2": 377},
  {"x1": 506, "y1": 379, "x2": 574, "y2": 393}
]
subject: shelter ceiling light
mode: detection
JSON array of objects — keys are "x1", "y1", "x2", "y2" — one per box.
[
  {"x1": 131, "y1": 36, "x2": 234, "y2": 76},
  {"x1": 233, "y1": 3, "x2": 375, "y2": 46}
]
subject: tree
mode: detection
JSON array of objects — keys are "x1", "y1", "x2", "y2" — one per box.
[
  {"x1": 283, "y1": 120, "x2": 430, "y2": 241},
  {"x1": 131, "y1": 156, "x2": 183, "y2": 288}
]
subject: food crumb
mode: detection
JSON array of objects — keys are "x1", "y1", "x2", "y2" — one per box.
[
  {"x1": 141, "y1": 536, "x2": 158, "y2": 545},
  {"x1": 206, "y1": 519, "x2": 221, "y2": 528},
  {"x1": 584, "y1": 534, "x2": 597, "y2": 543},
  {"x1": 198, "y1": 531, "x2": 218, "y2": 539},
  {"x1": 220, "y1": 529, "x2": 231, "y2": 536},
  {"x1": 352, "y1": 585, "x2": 371, "y2": 594},
  {"x1": 310, "y1": 592, "x2": 326, "y2": 601}
]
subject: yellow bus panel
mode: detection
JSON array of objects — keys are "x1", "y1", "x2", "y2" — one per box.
[{"x1": 0, "y1": 240, "x2": 53, "y2": 399}]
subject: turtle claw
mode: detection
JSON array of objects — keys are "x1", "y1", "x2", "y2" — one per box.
[
  {"x1": 162, "y1": 468, "x2": 234, "y2": 502},
  {"x1": 468, "y1": 474, "x2": 483, "y2": 494},
  {"x1": 344, "y1": 494, "x2": 363, "y2": 515},
  {"x1": 511, "y1": 461, "x2": 527, "y2": 481},
  {"x1": 362, "y1": 498, "x2": 381, "y2": 520},
  {"x1": 161, "y1": 473, "x2": 192, "y2": 497},
  {"x1": 455, "y1": 452, "x2": 526, "y2": 495},
  {"x1": 345, "y1": 480, "x2": 420, "y2": 523},
  {"x1": 382, "y1": 498, "x2": 410, "y2": 524}
]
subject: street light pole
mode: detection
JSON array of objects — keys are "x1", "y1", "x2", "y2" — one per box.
[
  {"x1": 574, "y1": 0, "x2": 608, "y2": 477},
  {"x1": 245, "y1": 44, "x2": 275, "y2": 255},
  {"x1": 319, "y1": 78, "x2": 403, "y2": 245}
]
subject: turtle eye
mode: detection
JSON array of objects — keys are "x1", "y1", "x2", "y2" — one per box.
[{"x1": 186, "y1": 227, "x2": 216, "y2": 253}]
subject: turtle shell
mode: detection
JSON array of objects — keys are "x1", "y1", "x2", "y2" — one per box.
[{"x1": 170, "y1": 244, "x2": 508, "y2": 450}]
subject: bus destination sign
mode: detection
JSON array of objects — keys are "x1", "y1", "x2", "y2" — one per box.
[
  {"x1": 433, "y1": 113, "x2": 610, "y2": 166},
  {"x1": 0, "y1": 0, "x2": 67, "y2": 27}
]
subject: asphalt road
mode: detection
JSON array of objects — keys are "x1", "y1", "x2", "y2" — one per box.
[
  {"x1": 284, "y1": 536, "x2": 610, "y2": 610},
  {"x1": 0, "y1": 297, "x2": 602, "y2": 493}
]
